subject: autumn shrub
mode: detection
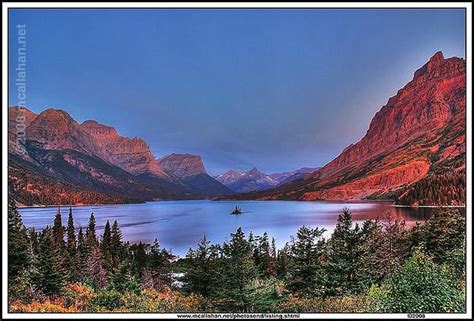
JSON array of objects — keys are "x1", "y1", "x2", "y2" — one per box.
[
  {"x1": 119, "y1": 287, "x2": 207, "y2": 312},
  {"x1": 276, "y1": 294, "x2": 369, "y2": 313},
  {"x1": 9, "y1": 298, "x2": 78, "y2": 313},
  {"x1": 62, "y1": 283, "x2": 95, "y2": 311}
]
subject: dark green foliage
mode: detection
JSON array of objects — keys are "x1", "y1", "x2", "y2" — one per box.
[
  {"x1": 253, "y1": 232, "x2": 275, "y2": 277},
  {"x1": 144, "y1": 239, "x2": 174, "y2": 290},
  {"x1": 86, "y1": 213, "x2": 98, "y2": 249},
  {"x1": 396, "y1": 173, "x2": 465, "y2": 206},
  {"x1": 110, "y1": 220, "x2": 123, "y2": 271},
  {"x1": 66, "y1": 208, "x2": 76, "y2": 257},
  {"x1": 52, "y1": 208, "x2": 65, "y2": 249},
  {"x1": 424, "y1": 209, "x2": 465, "y2": 264},
  {"x1": 101, "y1": 220, "x2": 113, "y2": 272},
  {"x1": 31, "y1": 227, "x2": 67, "y2": 295},
  {"x1": 182, "y1": 236, "x2": 217, "y2": 297},
  {"x1": 371, "y1": 248, "x2": 465, "y2": 313},
  {"x1": 286, "y1": 226, "x2": 326, "y2": 295},
  {"x1": 218, "y1": 227, "x2": 257, "y2": 311},
  {"x1": 8, "y1": 195, "x2": 29, "y2": 281},
  {"x1": 76, "y1": 227, "x2": 88, "y2": 281},
  {"x1": 276, "y1": 245, "x2": 290, "y2": 279},
  {"x1": 325, "y1": 208, "x2": 360, "y2": 296}
]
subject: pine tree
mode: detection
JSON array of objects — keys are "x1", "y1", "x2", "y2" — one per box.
[
  {"x1": 219, "y1": 227, "x2": 257, "y2": 311},
  {"x1": 270, "y1": 237, "x2": 277, "y2": 276},
  {"x1": 52, "y1": 207, "x2": 65, "y2": 250},
  {"x1": 276, "y1": 245, "x2": 290, "y2": 279},
  {"x1": 87, "y1": 246, "x2": 107, "y2": 289},
  {"x1": 85, "y1": 213, "x2": 97, "y2": 250},
  {"x1": 425, "y1": 208, "x2": 465, "y2": 264},
  {"x1": 29, "y1": 228, "x2": 39, "y2": 257},
  {"x1": 66, "y1": 207, "x2": 76, "y2": 257},
  {"x1": 145, "y1": 239, "x2": 173, "y2": 290},
  {"x1": 110, "y1": 220, "x2": 123, "y2": 271},
  {"x1": 325, "y1": 208, "x2": 360, "y2": 296},
  {"x1": 101, "y1": 220, "x2": 113, "y2": 272},
  {"x1": 76, "y1": 227, "x2": 88, "y2": 281},
  {"x1": 8, "y1": 196, "x2": 29, "y2": 280},
  {"x1": 287, "y1": 225, "x2": 326, "y2": 295},
  {"x1": 131, "y1": 242, "x2": 148, "y2": 278},
  {"x1": 183, "y1": 236, "x2": 216, "y2": 297},
  {"x1": 254, "y1": 232, "x2": 273, "y2": 277},
  {"x1": 32, "y1": 227, "x2": 66, "y2": 295}
]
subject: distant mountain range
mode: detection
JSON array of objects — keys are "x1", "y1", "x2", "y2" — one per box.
[
  {"x1": 8, "y1": 108, "x2": 231, "y2": 205},
  {"x1": 214, "y1": 167, "x2": 319, "y2": 193},
  {"x1": 226, "y1": 52, "x2": 466, "y2": 206}
]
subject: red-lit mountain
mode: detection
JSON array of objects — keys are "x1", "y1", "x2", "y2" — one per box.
[{"x1": 232, "y1": 52, "x2": 466, "y2": 206}]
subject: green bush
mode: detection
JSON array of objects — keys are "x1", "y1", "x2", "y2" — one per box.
[
  {"x1": 369, "y1": 248, "x2": 465, "y2": 313},
  {"x1": 89, "y1": 288, "x2": 124, "y2": 311}
]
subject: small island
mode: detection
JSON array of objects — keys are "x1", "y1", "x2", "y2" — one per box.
[{"x1": 231, "y1": 206, "x2": 242, "y2": 215}]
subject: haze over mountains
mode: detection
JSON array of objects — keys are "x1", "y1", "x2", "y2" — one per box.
[{"x1": 8, "y1": 52, "x2": 466, "y2": 206}]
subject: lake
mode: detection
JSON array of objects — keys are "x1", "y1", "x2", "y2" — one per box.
[{"x1": 19, "y1": 200, "x2": 434, "y2": 257}]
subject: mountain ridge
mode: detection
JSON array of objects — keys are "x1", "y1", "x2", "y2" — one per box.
[{"x1": 224, "y1": 52, "x2": 465, "y2": 206}]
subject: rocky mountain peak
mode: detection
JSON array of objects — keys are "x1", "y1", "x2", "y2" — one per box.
[
  {"x1": 80, "y1": 119, "x2": 119, "y2": 138},
  {"x1": 26, "y1": 108, "x2": 97, "y2": 154},
  {"x1": 158, "y1": 153, "x2": 207, "y2": 178}
]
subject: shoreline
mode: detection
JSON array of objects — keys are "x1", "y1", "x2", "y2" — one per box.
[
  {"x1": 392, "y1": 204, "x2": 466, "y2": 208},
  {"x1": 17, "y1": 198, "x2": 465, "y2": 210}
]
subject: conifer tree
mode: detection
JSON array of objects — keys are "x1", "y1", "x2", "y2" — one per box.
[
  {"x1": 255, "y1": 232, "x2": 272, "y2": 277},
  {"x1": 85, "y1": 213, "x2": 97, "y2": 250},
  {"x1": 110, "y1": 220, "x2": 123, "y2": 271},
  {"x1": 52, "y1": 207, "x2": 65, "y2": 250},
  {"x1": 32, "y1": 227, "x2": 66, "y2": 295},
  {"x1": 101, "y1": 220, "x2": 113, "y2": 272},
  {"x1": 276, "y1": 245, "x2": 290, "y2": 279},
  {"x1": 8, "y1": 196, "x2": 29, "y2": 280},
  {"x1": 287, "y1": 225, "x2": 326, "y2": 295},
  {"x1": 425, "y1": 208, "x2": 465, "y2": 263},
  {"x1": 325, "y1": 208, "x2": 360, "y2": 296},
  {"x1": 87, "y1": 246, "x2": 107, "y2": 289},
  {"x1": 66, "y1": 207, "x2": 76, "y2": 257},
  {"x1": 146, "y1": 239, "x2": 173, "y2": 290},
  {"x1": 219, "y1": 227, "x2": 257, "y2": 311},
  {"x1": 183, "y1": 236, "x2": 216, "y2": 297},
  {"x1": 76, "y1": 227, "x2": 88, "y2": 281}
]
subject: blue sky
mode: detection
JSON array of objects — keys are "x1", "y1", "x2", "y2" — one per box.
[{"x1": 8, "y1": 9, "x2": 465, "y2": 175}]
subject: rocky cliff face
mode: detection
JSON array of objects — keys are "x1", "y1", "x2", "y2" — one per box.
[
  {"x1": 80, "y1": 120, "x2": 169, "y2": 178},
  {"x1": 26, "y1": 109, "x2": 98, "y2": 155},
  {"x1": 157, "y1": 153, "x2": 207, "y2": 178},
  {"x1": 157, "y1": 153, "x2": 231, "y2": 196},
  {"x1": 238, "y1": 52, "x2": 465, "y2": 205}
]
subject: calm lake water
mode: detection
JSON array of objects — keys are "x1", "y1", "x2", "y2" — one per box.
[{"x1": 19, "y1": 200, "x2": 433, "y2": 257}]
